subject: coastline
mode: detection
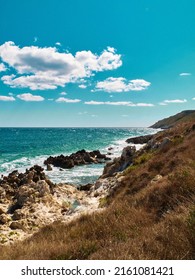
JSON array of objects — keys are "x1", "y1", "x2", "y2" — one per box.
[{"x1": 0, "y1": 130, "x2": 156, "y2": 245}]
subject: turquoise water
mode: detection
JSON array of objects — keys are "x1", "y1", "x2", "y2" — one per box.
[{"x1": 0, "y1": 127, "x2": 157, "y2": 184}]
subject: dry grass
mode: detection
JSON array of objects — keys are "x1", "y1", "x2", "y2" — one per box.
[{"x1": 0, "y1": 122, "x2": 195, "y2": 260}]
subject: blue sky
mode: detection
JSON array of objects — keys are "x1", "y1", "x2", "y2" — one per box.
[{"x1": 0, "y1": 0, "x2": 194, "y2": 127}]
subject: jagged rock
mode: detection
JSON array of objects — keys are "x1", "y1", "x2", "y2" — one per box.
[
  {"x1": 44, "y1": 149, "x2": 110, "y2": 169},
  {"x1": 126, "y1": 134, "x2": 153, "y2": 144},
  {"x1": 102, "y1": 146, "x2": 136, "y2": 178}
]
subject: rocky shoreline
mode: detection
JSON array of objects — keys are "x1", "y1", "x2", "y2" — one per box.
[{"x1": 0, "y1": 134, "x2": 155, "y2": 245}]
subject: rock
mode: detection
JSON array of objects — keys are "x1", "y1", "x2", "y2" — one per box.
[
  {"x1": 0, "y1": 207, "x2": 5, "y2": 214},
  {"x1": 108, "y1": 147, "x2": 113, "y2": 150},
  {"x1": 159, "y1": 137, "x2": 172, "y2": 149},
  {"x1": 0, "y1": 214, "x2": 10, "y2": 224},
  {"x1": 0, "y1": 186, "x2": 6, "y2": 198},
  {"x1": 12, "y1": 209, "x2": 26, "y2": 220},
  {"x1": 78, "y1": 183, "x2": 93, "y2": 191},
  {"x1": 46, "y1": 164, "x2": 52, "y2": 171},
  {"x1": 126, "y1": 135, "x2": 153, "y2": 144},
  {"x1": 102, "y1": 146, "x2": 136, "y2": 178},
  {"x1": 151, "y1": 174, "x2": 163, "y2": 183},
  {"x1": 44, "y1": 149, "x2": 110, "y2": 169},
  {"x1": 10, "y1": 220, "x2": 26, "y2": 230},
  {"x1": 35, "y1": 180, "x2": 50, "y2": 197}
]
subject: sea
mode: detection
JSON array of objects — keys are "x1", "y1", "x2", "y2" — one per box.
[{"x1": 0, "y1": 127, "x2": 158, "y2": 185}]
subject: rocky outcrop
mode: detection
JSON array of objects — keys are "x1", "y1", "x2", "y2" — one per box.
[
  {"x1": 126, "y1": 134, "x2": 153, "y2": 144},
  {"x1": 0, "y1": 165, "x2": 110, "y2": 245},
  {"x1": 101, "y1": 146, "x2": 136, "y2": 178},
  {"x1": 44, "y1": 149, "x2": 111, "y2": 169}
]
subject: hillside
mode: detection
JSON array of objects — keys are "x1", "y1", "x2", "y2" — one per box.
[
  {"x1": 150, "y1": 110, "x2": 195, "y2": 129},
  {"x1": 0, "y1": 115, "x2": 195, "y2": 260}
]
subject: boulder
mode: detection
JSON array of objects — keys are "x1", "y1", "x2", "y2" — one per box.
[
  {"x1": 126, "y1": 134, "x2": 153, "y2": 144},
  {"x1": 102, "y1": 146, "x2": 136, "y2": 178}
]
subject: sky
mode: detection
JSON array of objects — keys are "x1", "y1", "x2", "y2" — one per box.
[{"x1": 0, "y1": 0, "x2": 195, "y2": 127}]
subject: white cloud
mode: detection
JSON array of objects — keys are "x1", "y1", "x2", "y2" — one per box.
[
  {"x1": 95, "y1": 77, "x2": 151, "y2": 92},
  {"x1": 192, "y1": 97, "x2": 195, "y2": 100},
  {"x1": 158, "y1": 102, "x2": 167, "y2": 106},
  {"x1": 84, "y1": 100, "x2": 154, "y2": 107},
  {"x1": 136, "y1": 103, "x2": 154, "y2": 107},
  {"x1": 17, "y1": 93, "x2": 44, "y2": 101},
  {"x1": 163, "y1": 99, "x2": 187, "y2": 104},
  {"x1": 0, "y1": 95, "x2": 15, "y2": 101},
  {"x1": 48, "y1": 98, "x2": 54, "y2": 101},
  {"x1": 0, "y1": 42, "x2": 122, "y2": 90},
  {"x1": 8, "y1": 92, "x2": 13, "y2": 96},
  {"x1": 60, "y1": 91, "x2": 67, "y2": 95},
  {"x1": 55, "y1": 42, "x2": 61, "y2": 46},
  {"x1": 0, "y1": 63, "x2": 7, "y2": 72},
  {"x1": 55, "y1": 97, "x2": 81, "y2": 103},
  {"x1": 107, "y1": 47, "x2": 115, "y2": 53},
  {"x1": 179, "y1": 72, "x2": 191, "y2": 76},
  {"x1": 78, "y1": 84, "x2": 87, "y2": 89}
]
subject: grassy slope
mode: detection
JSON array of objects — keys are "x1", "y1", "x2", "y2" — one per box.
[
  {"x1": 0, "y1": 122, "x2": 195, "y2": 260},
  {"x1": 150, "y1": 110, "x2": 195, "y2": 128}
]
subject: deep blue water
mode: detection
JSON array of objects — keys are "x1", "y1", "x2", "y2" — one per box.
[{"x1": 0, "y1": 127, "x2": 157, "y2": 184}]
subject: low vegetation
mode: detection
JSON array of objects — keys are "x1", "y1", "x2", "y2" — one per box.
[{"x1": 0, "y1": 121, "x2": 195, "y2": 259}]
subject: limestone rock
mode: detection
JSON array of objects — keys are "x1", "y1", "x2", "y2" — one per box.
[{"x1": 102, "y1": 146, "x2": 136, "y2": 178}]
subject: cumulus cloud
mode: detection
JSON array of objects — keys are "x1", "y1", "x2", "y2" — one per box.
[
  {"x1": 0, "y1": 42, "x2": 122, "y2": 90},
  {"x1": 55, "y1": 42, "x2": 61, "y2": 46},
  {"x1": 55, "y1": 97, "x2": 81, "y2": 103},
  {"x1": 0, "y1": 63, "x2": 7, "y2": 72},
  {"x1": 192, "y1": 97, "x2": 195, "y2": 100},
  {"x1": 95, "y1": 77, "x2": 151, "y2": 92},
  {"x1": 17, "y1": 93, "x2": 44, "y2": 101},
  {"x1": 162, "y1": 99, "x2": 187, "y2": 104},
  {"x1": 84, "y1": 100, "x2": 154, "y2": 107},
  {"x1": 78, "y1": 84, "x2": 87, "y2": 89},
  {"x1": 60, "y1": 91, "x2": 67, "y2": 95},
  {"x1": 179, "y1": 73, "x2": 191, "y2": 76},
  {"x1": 0, "y1": 95, "x2": 15, "y2": 101}
]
